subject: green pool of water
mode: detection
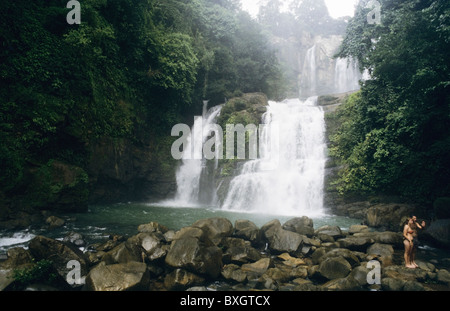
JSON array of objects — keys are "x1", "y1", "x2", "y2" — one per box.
[{"x1": 1, "y1": 202, "x2": 362, "y2": 252}]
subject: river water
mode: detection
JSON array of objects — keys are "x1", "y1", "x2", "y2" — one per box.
[{"x1": 0, "y1": 203, "x2": 362, "y2": 254}]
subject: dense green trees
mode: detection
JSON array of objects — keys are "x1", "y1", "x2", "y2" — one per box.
[
  {"x1": 331, "y1": 0, "x2": 450, "y2": 204},
  {"x1": 0, "y1": 0, "x2": 284, "y2": 205}
]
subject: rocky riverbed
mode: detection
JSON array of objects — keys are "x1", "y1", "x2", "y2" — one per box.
[{"x1": 1, "y1": 216, "x2": 449, "y2": 291}]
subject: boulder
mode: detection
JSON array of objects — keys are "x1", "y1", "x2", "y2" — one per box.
[
  {"x1": 315, "y1": 225, "x2": 343, "y2": 239},
  {"x1": 383, "y1": 265, "x2": 428, "y2": 283},
  {"x1": 101, "y1": 241, "x2": 142, "y2": 265},
  {"x1": 192, "y1": 218, "x2": 234, "y2": 245},
  {"x1": 222, "y1": 264, "x2": 248, "y2": 283},
  {"x1": 290, "y1": 266, "x2": 309, "y2": 279},
  {"x1": 260, "y1": 220, "x2": 304, "y2": 254},
  {"x1": 367, "y1": 243, "x2": 395, "y2": 267},
  {"x1": 321, "y1": 275, "x2": 361, "y2": 291},
  {"x1": 137, "y1": 222, "x2": 169, "y2": 234},
  {"x1": 0, "y1": 269, "x2": 15, "y2": 291},
  {"x1": 165, "y1": 236, "x2": 222, "y2": 278},
  {"x1": 262, "y1": 266, "x2": 291, "y2": 284},
  {"x1": 374, "y1": 231, "x2": 403, "y2": 247},
  {"x1": 164, "y1": 269, "x2": 205, "y2": 290},
  {"x1": 367, "y1": 243, "x2": 394, "y2": 258},
  {"x1": 28, "y1": 236, "x2": 88, "y2": 280},
  {"x1": 84, "y1": 262, "x2": 149, "y2": 291},
  {"x1": 318, "y1": 256, "x2": 352, "y2": 280},
  {"x1": 381, "y1": 277, "x2": 406, "y2": 291},
  {"x1": 311, "y1": 247, "x2": 330, "y2": 265},
  {"x1": 437, "y1": 269, "x2": 450, "y2": 285},
  {"x1": 320, "y1": 248, "x2": 360, "y2": 267},
  {"x1": 234, "y1": 219, "x2": 262, "y2": 245},
  {"x1": 337, "y1": 236, "x2": 375, "y2": 251},
  {"x1": 277, "y1": 253, "x2": 306, "y2": 267},
  {"x1": 0, "y1": 248, "x2": 35, "y2": 291},
  {"x1": 282, "y1": 217, "x2": 314, "y2": 237},
  {"x1": 2, "y1": 247, "x2": 34, "y2": 269},
  {"x1": 128, "y1": 232, "x2": 168, "y2": 262},
  {"x1": 403, "y1": 281, "x2": 425, "y2": 291},
  {"x1": 221, "y1": 237, "x2": 261, "y2": 264},
  {"x1": 173, "y1": 226, "x2": 205, "y2": 240},
  {"x1": 348, "y1": 265, "x2": 371, "y2": 287},
  {"x1": 422, "y1": 219, "x2": 450, "y2": 248},
  {"x1": 366, "y1": 203, "x2": 415, "y2": 231},
  {"x1": 45, "y1": 216, "x2": 65, "y2": 229},
  {"x1": 63, "y1": 232, "x2": 85, "y2": 247},
  {"x1": 241, "y1": 258, "x2": 274, "y2": 278},
  {"x1": 348, "y1": 225, "x2": 369, "y2": 234}
]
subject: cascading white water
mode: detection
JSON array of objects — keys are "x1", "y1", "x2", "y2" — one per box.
[
  {"x1": 221, "y1": 97, "x2": 326, "y2": 216},
  {"x1": 173, "y1": 101, "x2": 222, "y2": 206},
  {"x1": 300, "y1": 45, "x2": 317, "y2": 98},
  {"x1": 334, "y1": 57, "x2": 361, "y2": 94}
]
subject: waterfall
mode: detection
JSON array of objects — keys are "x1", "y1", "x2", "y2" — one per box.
[
  {"x1": 334, "y1": 57, "x2": 361, "y2": 94},
  {"x1": 300, "y1": 45, "x2": 317, "y2": 98},
  {"x1": 220, "y1": 97, "x2": 326, "y2": 216},
  {"x1": 173, "y1": 101, "x2": 222, "y2": 206}
]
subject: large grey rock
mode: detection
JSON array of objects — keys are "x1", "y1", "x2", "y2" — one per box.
[
  {"x1": 192, "y1": 218, "x2": 234, "y2": 245},
  {"x1": 422, "y1": 219, "x2": 450, "y2": 248},
  {"x1": 366, "y1": 203, "x2": 415, "y2": 231},
  {"x1": 127, "y1": 232, "x2": 168, "y2": 262},
  {"x1": 28, "y1": 236, "x2": 88, "y2": 280},
  {"x1": 101, "y1": 241, "x2": 142, "y2": 265},
  {"x1": 381, "y1": 277, "x2": 406, "y2": 291},
  {"x1": 321, "y1": 275, "x2": 361, "y2": 291},
  {"x1": 45, "y1": 216, "x2": 65, "y2": 229},
  {"x1": 164, "y1": 269, "x2": 205, "y2": 290},
  {"x1": 222, "y1": 264, "x2": 248, "y2": 283},
  {"x1": 320, "y1": 248, "x2": 360, "y2": 267},
  {"x1": 221, "y1": 237, "x2": 261, "y2": 264},
  {"x1": 84, "y1": 262, "x2": 149, "y2": 291},
  {"x1": 316, "y1": 225, "x2": 343, "y2": 239},
  {"x1": 437, "y1": 269, "x2": 450, "y2": 285},
  {"x1": 165, "y1": 236, "x2": 222, "y2": 278},
  {"x1": 318, "y1": 256, "x2": 352, "y2": 280},
  {"x1": 348, "y1": 265, "x2": 371, "y2": 287},
  {"x1": 261, "y1": 219, "x2": 304, "y2": 254},
  {"x1": 367, "y1": 243, "x2": 394, "y2": 258},
  {"x1": 337, "y1": 236, "x2": 375, "y2": 251},
  {"x1": 137, "y1": 221, "x2": 169, "y2": 234},
  {"x1": 348, "y1": 225, "x2": 369, "y2": 234},
  {"x1": 241, "y1": 258, "x2": 274, "y2": 278},
  {"x1": 234, "y1": 219, "x2": 262, "y2": 245},
  {"x1": 282, "y1": 217, "x2": 314, "y2": 237}
]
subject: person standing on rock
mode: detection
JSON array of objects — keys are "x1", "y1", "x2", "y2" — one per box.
[
  {"x1": 410, "y1": 216, "x2": 426, "y2": 268},
  {"x1": 403, "y1": 218, "x2": 416, "y2": 269}
]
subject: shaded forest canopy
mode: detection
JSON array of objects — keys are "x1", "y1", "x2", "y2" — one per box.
[
  {"x1": 331, "y1": 0, "x2": 450, "y2": 204},
  {"x1": 0, "y1": 0, "x2": 285, "y2": 205},
  {"x1": 0, "y1": 0, "x2": 448, "y2": 212}
]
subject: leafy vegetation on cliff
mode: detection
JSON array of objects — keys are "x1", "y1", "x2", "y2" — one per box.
[
  {"x1": 331, "y1": 0, "x2": 450, "y2": 204},
  {"x1": 0, "y1": 0, "x2": 284, "y2": 209}
]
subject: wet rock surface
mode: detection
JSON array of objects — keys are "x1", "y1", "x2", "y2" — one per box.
[{"x1": 1, "y1": 216, "x2": 449, "y2": 291}]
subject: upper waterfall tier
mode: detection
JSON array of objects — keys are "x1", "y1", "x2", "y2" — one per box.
[{"x1": 221, "y1": 97, "x2": 326, "y2": 216}]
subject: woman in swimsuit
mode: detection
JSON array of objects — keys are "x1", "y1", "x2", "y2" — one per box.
[{"x1": 403, "y1": 218, "x2": 416, "y2": 268}]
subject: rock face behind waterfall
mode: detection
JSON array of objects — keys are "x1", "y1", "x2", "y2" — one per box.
[
  {"x1": 214, "y1": 93, "x2": 269, "y2": 205},
  {"x1": 3, "y1": 216, "x2": 450, "y2": 291}
]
